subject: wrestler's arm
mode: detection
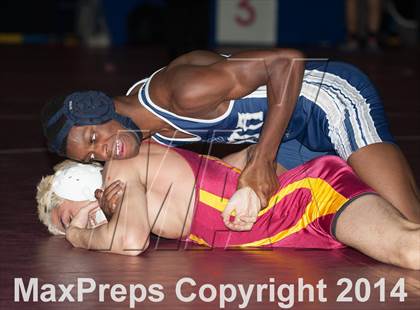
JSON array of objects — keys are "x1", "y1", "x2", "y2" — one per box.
[
  {"x1": 156, "y1": 49, "x2": 304, "y2": 206},
  {"x1": 66, "y1": 162, "x2": 150, "y2": 256},
  {"x1": 222, "y1": 146, "x2": 287, "y2": 175},
  {"x1": 221, "y1": 147, "x2": 251, "y2": 170}
]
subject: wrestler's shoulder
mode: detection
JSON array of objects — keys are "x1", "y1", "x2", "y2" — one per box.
[{"x1": 102, "y1": 150, "x2": 149, "y2": 182}]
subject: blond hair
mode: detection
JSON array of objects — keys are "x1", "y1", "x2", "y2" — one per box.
[{"x1": 36, "y1": 160, "x2": 81, "y2": 235}]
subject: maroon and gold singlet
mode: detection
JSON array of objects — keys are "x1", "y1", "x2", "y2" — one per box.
[{"x1": 172, "y1": 148, "x2": 374, "y2": 250}]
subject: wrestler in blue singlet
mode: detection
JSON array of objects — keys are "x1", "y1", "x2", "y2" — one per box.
[{"x1": 127, "y1": 61, "x2": 394, "y2": 169}]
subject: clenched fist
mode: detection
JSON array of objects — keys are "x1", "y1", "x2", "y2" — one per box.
[{"x1": 222, "y1": 187, "x2": 261, "y2": 231}]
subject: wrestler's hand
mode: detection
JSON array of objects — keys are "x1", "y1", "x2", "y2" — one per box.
[
  {"x1": 69, "y1": 201, "x2": 100, "y2": 229},
  {"x1": 238, "y1": 153, "x2": 278, "y2": 209},
  {"x1": 95, "y1": 180, "x2": 124, "y2": 217},
  {"x1": 222, "y1": 187, "x2": 261, "y2": 231}
]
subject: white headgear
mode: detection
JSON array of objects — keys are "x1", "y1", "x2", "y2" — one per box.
[{"x1": 51, "y1": 163, "x2": 103, "y2": 201}]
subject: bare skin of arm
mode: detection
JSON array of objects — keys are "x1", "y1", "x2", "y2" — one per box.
[
  {"x1": 152, "y1": 49, "x2": 305, "y2": 208},
  {"x1": 222, "y1": 145, "x2": 288, "y2": 176},
  {"x1": 66, "y1": 161, "x2": 150, "y2": 256}
]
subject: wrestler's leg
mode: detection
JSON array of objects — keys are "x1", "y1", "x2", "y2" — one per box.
[
  {"x1": 348, "y1": 143, "x2": 420, "y2": 223},
  {"x1": 335, "y1": 194, "x2": 420, "y2": 270}
]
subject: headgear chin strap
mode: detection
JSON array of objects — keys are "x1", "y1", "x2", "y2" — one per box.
[
  {"x1": 51, "y1": 163, "x2": 103, "y2": 201},
  {"x1": 46, "y1": 91, "x2": 141, "y2": 154}
]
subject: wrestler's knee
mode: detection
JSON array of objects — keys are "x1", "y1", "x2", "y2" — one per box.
[{"x1": 394, "y1": 227, "x2": 420, "y2": 270}]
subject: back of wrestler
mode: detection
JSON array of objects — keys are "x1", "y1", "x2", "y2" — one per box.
[
  {"x1": 99, "y1": 141, "x2": 370, "y2": 246},
  {"x1": 104, "y1": 142, "x2": 198, "y2": 240},
  {"x1": 100, "y1": 142, "x2": 276, "y2": 240},
  {"x1": 99, "y1": 142, "x2": 250, "y2": 240}
]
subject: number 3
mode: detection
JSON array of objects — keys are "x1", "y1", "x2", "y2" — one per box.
[{"x1": 235, "y1": 0, "x2": 256, "y2": 27}]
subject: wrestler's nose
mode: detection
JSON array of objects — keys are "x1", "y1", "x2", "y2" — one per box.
[
  {"x1": 100, "y1": 143, "x2": 110, "y2": 160},
  {"x1": 92, "y1": 142, "x2": 109, "y2": 161}
]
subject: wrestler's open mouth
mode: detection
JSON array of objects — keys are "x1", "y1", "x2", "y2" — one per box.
[{"x1": 114, "y1": 138, "x2": 124, "y2": 158}]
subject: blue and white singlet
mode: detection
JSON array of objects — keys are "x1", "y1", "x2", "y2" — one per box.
[{"x1": 126, "y1": 60, "x2": 394, "y2": 168}]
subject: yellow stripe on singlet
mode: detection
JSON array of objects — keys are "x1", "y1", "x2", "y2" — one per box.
[
  {"x1": 188, "y1": 234, "x2": 211, "y2": 247},
  {"x1": 195, "y1": 177, "x2": 348, "y2": 247}
]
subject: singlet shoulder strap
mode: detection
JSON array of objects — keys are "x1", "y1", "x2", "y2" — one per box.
[{"x1": 126, "y1": 78, "x2": 148, "y2": 96}]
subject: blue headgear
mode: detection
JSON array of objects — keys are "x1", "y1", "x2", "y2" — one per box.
[{"x1": 43, "y1": 91, "x2": 141, "y2": 155}]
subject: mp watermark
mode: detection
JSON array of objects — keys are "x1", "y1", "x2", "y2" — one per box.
[{"x1": 14, "y1": 276, "x2": 408, "y2": 308}]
